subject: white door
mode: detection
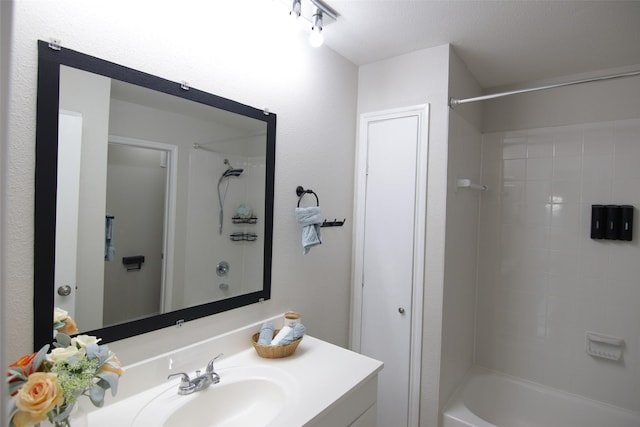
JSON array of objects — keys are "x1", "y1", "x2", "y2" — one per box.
[
  {"x1": 54, "y1": 111, "x2": 83, "y2": 316},
  {"x1": 353, "y1": 105, "x2": 428, "y2": 427}
]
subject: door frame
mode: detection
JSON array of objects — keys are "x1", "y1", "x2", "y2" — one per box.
[
  {"x1": 108, "y1": 135, "x2": 178, "y2": 314},
  {"x1": 350, "y1": 104, "x2": 429, "y2": 427}
]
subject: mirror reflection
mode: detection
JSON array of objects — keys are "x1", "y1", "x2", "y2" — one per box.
[{"x1": 35, "y1": 41, "x2": 275, "y2": 349}]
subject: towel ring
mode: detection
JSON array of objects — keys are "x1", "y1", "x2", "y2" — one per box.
[{"x1": 296, "y1": 186, "x2": 319, "y2": 207}]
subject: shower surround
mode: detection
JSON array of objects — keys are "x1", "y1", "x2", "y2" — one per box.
[
  {"x1": 184, "y1": 149, "x2": 266, "y2": 308},
  {"x1": 475, "y1": 118, "x2": 640, "y2": 412}
]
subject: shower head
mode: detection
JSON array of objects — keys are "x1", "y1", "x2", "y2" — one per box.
[
  {"x1": 222, "y1": 168, "x2": 244, "y2": 178},
  {"x1": 221, "y1": 158, "x2": 243, "y2": 179}
]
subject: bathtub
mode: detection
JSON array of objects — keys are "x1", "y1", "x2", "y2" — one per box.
[{"x1": 442, "y1": 367, "x2": 640, "y2": 427}]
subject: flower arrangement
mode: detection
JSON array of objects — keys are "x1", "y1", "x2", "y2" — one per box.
[
  {"x1": 53, "y1": 308, "x2": 79, "y2": 337},
  {"x1": 7, "y1": 310, "x2": 122, "y2": 427}
]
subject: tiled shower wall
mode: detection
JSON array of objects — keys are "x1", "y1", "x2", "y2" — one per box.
[{"x1": 475, "y1": 118, "x2": 640, "y2": 411}]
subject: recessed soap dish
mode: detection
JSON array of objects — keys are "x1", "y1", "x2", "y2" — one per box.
[{"x1": 586, "y1": 331, "x2": 624, "y2": 361}]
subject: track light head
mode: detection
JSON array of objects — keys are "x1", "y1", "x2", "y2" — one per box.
[
  {"x1": 290, "y1": 0, "x2": 301, "y2": 19},
  {"x1": 309, "y1": 9, "x2": 324, "y2": 47}
]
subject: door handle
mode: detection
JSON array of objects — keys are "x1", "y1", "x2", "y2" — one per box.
[
  {"x1": 57, "y1": 285, "x2": 72, "y2": 296},
  {"x1": 398, "y1": 307, "x2": 405, "y2": 314}
]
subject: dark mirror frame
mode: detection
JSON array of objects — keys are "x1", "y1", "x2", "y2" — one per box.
[{"x1": 34, "y1": 40, "x2": 276, "y2": 350}]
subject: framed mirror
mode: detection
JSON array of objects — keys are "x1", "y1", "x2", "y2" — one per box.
[{"x1": 34, "y1": 40, "x2": 276, "y2": 350}]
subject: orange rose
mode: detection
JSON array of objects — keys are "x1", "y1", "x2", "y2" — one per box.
[
  {"x1": 13, "y1": 372, "x2": 64, "y2": 427},
  {"x1": 100, "y1": 353, "x2": 123, "y2": 377},
  {"x1": 8, "y1": 353, "x2": 38, "y2": 378},
  {"x1": 59, "y1": 316, "x2": 78, "y2": 335}
]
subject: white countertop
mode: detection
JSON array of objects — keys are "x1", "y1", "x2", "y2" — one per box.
[{"x1": 79, "y1": 331, "x2": 383, "y2": 427}]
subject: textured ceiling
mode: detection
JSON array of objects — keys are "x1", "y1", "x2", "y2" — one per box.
[{"x1": 319, "y1": 1, "x2": 640, "y2": 89}]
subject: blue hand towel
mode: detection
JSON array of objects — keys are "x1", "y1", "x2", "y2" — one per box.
[
  {"x1": 257, "y1": 321, "x2": 275, "y2": 345},
  {"x1": 105, "y1": 214, "x2": 115, "y2": 261},
  {"x1": 279, "y1": 323, "x2": 305, "y2": 346},
  {"x1": 295, "y1": 207, "x2": 322, "y2": 254}
]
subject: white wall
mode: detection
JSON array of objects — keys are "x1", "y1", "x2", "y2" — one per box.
[
  {"x1": 1, "y1": 1, "x2": 14, "y2": 424},
  {"x1": 439, "y1": 111, "x2": 481, "y2": 408},
  {"x1": 476, "y1": 70, "x2": 640, "y2": 411},
  {"x1": 438, "y1": 48, "x2": 484, "y2": 411},
  {"x1": 6, "y1": 0, "x2": 358, "y2": 364},
  {"x1": 103, "y1": 144, "x2": 165, "y2": 326},
  {"x1": 357, "y1": 44, "x2": 450, "y2": 427},
  {"x1": 59, "y1": 66, "x2": 111, "y2": 331}
]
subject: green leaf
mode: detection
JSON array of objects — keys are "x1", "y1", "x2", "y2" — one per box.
[
  {"x1": 96, "y1": 371, "x2": 119, "y2": 396},
  {"x1": 7, "y1": 395, "x2": 17, "y2": 421},
  {"x1": 85, "y1": 343, "x2": 100, "y2": 359},
  {"x1": 89, "y1": 385, "x2": 106, "y2": 407},
  {"x1": 33, "y1": 343, "x2": 50, "y2": 371},
  {"x1": 6, "y1": 366, "x2": 27, "y2": 381},
  {"x1": 8, "y1": 379, "x2": 25, "y2": 396},
  {"x1": 55, "y1": 333, "x2": 72, "y2": 348}
]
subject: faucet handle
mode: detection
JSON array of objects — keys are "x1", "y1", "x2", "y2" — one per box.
[{"x1": 206, "y1": 353, "x2": 224, "y2": 373}]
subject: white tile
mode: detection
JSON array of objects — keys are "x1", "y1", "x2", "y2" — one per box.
[
  {"x1": 503, "y1": 159, "x2": 526, "y2": 180},
  {"x1": 526, "y1": 157, "x2": 552, "y2": 180},
  {"x1": 502, "y1": 181, "x2": 525, "y2": 203},
  {"x1": 583, "y1": 122, "x2": 614, "y2": 156},
  {"x1": 547, "y1": 275, "x2": 575, "y2": 301},
  {"x1": 550, "y1": 203, "x2": 581, "y2": 231},
  {"x1": 526, "y1": 140, "x2": 554, "y2": 158},
  {"x1": 614, "y1": 152, "x2": 640, "y2": 180},
  {"x1": 550, "y1": 180, "x2": 581, "y2": 204},
  {"x1": 553, "y1": 131, "x2": 583, "y2": 157},
  {"x1": 553, "y1": 156, "x2": 582, "y2": 181},
  {"x1": 612, "y1": 178, "x2": 640, "y2": 207},
  {"x1": 581, "y1": 180, "x2": 613, "y2": 205},
  {"x1": 502, "y1": 143, "x2": 527, "y2": 160},
  {"x1": 523, "y1": 226, "x2": 549, "y2": 250},
  {"x1": 549, "y1": 227, "x2": 580, "y2": 251},
  {"x1": 582, "y1": 155, "x2": 613, "y2": 183},
  {"x1": 525, "y1": 181, "x2": 551, "y2": 204},
  {"x1": 525, "y1": 203, "x2": 552, "y2": 227},
  {"x1": 613, "y1": 119, "x2": 640, "y2": 179},
  {"x1": 548, "y1": 249, "x2": 580, "y2": 281},
  {"x1": 522, "y1": 246, "x2": 550, "y2": 276},
  {"x1": 501, "y1": 202, "x2": 525, "y2": 226}
]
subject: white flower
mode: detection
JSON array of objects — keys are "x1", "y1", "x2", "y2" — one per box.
[
  {"x1": 46, "y1": 345, "x2": 84, "y2": 363},
  {"x1": 71, "y1": 335, "x2": 102, "y2": 348},
  {"x1": 53, "y1": 307, "x2": 69, "y2": 323}
]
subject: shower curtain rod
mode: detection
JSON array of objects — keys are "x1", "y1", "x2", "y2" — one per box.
[{"x1": 449, "y1": 69, "x2": 640, "y2": 107}]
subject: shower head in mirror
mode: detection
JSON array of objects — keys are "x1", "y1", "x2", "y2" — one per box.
[{"x1": 221, "y1": 158, "x2": 244, "y2": 178}]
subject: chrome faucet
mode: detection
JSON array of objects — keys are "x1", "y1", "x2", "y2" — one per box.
[{"x1": 167, "y1": 353, "x2": 223, "y2": 395}]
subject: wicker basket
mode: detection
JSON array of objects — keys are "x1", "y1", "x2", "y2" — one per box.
[{"x1": 251, "y1": 329, "x2": 303, "y2": 359}]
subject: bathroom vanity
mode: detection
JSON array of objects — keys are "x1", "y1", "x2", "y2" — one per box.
[{"x1": 72, "y1": 317, "x2": 383, "y2": 427}]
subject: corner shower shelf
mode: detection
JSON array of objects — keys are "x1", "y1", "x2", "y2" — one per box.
[
  {"x1": 232, "y1": 216, "x2": 258, "y2": 224},
  {"x1": 230, "y1": 232, "x2": 258, "y2": 242}
]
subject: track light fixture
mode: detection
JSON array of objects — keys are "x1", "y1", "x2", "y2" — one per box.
[
  {"x1": 281, "y1": 0, "x2": 338, "y2": 48},
  {"x1": 309, "y1": 9, "x2": 324, "y2": 47},
  {"x1": 290, "y1": 0, "x2": 301, "y2": 19}
]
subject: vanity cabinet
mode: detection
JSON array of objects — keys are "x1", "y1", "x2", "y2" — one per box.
[{"x1": 309, "y1": 374, "x2": 378, "y2": 427}]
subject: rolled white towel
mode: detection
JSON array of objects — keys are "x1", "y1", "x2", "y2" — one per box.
[
  {"x1": 278, "y1": 323, "x2": 305, "y2": 346},
  {"x1": 270, "y1": 326, "x2": 292, "y2": 345}
]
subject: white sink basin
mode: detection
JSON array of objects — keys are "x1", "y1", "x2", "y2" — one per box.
[{"x1": 132, "y1": 365, "x2": 298, "y2": 427}]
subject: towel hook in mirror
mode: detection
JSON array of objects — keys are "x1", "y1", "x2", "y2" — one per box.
[{"x1": 296, "y1": 186, "x2": 319, "y2": 207}]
